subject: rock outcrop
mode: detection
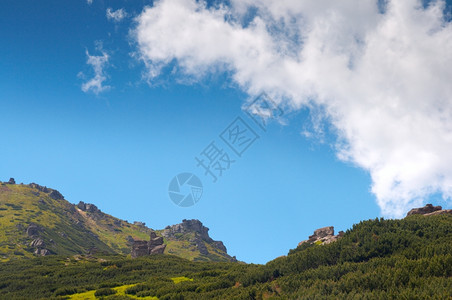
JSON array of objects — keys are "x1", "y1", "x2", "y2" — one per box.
[
  {"x1": 131, "y1": 240, "x2": 149, "y2": 258},
  {"x1": 28, "y1": 183, "x2": 65, "y2": 200},
  {"x1": 423, "y1": 209, "x2": 452, "y2": 216},
  {"x1": 131, "y1": 230, "x2": 166, "y2": 258},
  {"x1": 162, "y1": 219, "x2": 235, "y2": 261},
  {"x1": 25, "y1": 224, "x2": 51, "y2": 256},
  {"x1": 30, "y1": 237, "x2": 45, "y2": 248},
  {"x1": 49, "y1": 190, "x2": 64, "y2": 200},
  {"x1": 406, "y1": 203, "x2": 448, "y2": 217},
  {"x1": 26, "y1": 224, "x2": 42, "y2": 237},
  {"x1": 163, "y1": 219, "x2": 210, "y2": 240},
  {"x1": 77, "y1": 201, "x2": 100, "y2": 213},
  {"x1": 298, "y1": 226, "x2": 344, "y2": 247},
  {"x1": 28, "y1": 183, "x2": 50, "y2": 193},
  {"x1": 34, "y1": 248, "x2": 51, "y2": 256}
]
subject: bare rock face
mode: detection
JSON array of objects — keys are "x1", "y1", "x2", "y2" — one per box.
[
  {"x1": 29, "y1": 183, "x2": 50, "y2": 193},
  {"x1": 423, "y1": 209, "x2": 452, "y2": 216},
  {"x1": 163, "y1": 219, "x2": 210, "y2": 241},
  {"x1": 310, "y1": 226, "x2": 334, "y2": 241},
  {"x1": 406, "y1": 204, "x2": 443, "y2": 217},
  {"x1": 212, "y1": 241, "x2": 227, "y2": 253},
  {"x1": 131, "y1": 231, "x2": 166, "y2": 258},
  {"x1": 49, "y1": 190, "x2": 64, "y2": 200},
  {"x1": 131, "y1": 240, "x2": 149, "y2": 258},
  {"x1": 25, "y1": 224, "x2": 52, "y2": 256},
  {"x1": 30, "y1": 238, "x2": 45, "y2": 248},
  {"x1": 28, "y1": 183, "x2": 64, "y2": 200},
  {"x1": 149, "y1": 231, "x2": 164, "y2": 246},
  {"x1": 77, "y1": 201, "x2": 100, "y2": 213},
  {"x1": 299, "y1": 226, "x2": 344, "y2": 247},
  {"x1": 150, "y1": 244, "x2": 166, "y2": 255}
]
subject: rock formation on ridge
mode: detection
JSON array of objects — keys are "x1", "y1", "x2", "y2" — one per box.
[
  {"x1": 298, "y1": 226, "x2": 344, "y2": 247},
  {"x1": 406, "y1": 204, "x2": 452, "y2": 217},
  {"x1": 131, "y1": 230, "x2": 166, "y2": 258}
]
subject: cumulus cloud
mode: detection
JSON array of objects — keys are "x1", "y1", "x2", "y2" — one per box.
[
  {"x1": 106, "y1": 8, "x2": 127, "y2": 22},
  {"x1": 133, "y1": 0, "x2": 452, "y2": 217},
  {"x1": 80, "y1": 49, "x2": 110, "y2": 95}
]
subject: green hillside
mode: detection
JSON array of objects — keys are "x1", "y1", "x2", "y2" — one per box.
[
  {"x1": 0, "y1": 211, "x2": 451, "y2": 299},
  {"x1": 0, "y1": 181, "x2": 233, "y2": 262}
]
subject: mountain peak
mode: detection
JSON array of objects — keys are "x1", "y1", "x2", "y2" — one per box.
[
  {"x1": 163, "y1": 219, "x2": 210, "y2": 240},
  {"x1": 160, "y1": 219, "x2": 236, "y2": 262}
]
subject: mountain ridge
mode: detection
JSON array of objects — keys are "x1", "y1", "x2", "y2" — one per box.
[{"x1": 0, "y1": 178, "x2": 235, "y2": 262}]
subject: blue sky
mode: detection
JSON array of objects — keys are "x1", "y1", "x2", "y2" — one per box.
[{"x1": 1, "y1": 0, "x2": 451, "y2": 263}]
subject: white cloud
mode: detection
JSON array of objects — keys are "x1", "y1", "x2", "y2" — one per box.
[
  {"x1": 133, "y1": 0, "x2": 452, "y2": 217},
  {"x1": 87, "y1": 0, "x2": 93, "y2": 5},
  {"x1": 81, "y1": 49, "x2": 110, "y2": 95},
  {"x1": 106, "y1": 8, "x2": 127, "y2": 22}
]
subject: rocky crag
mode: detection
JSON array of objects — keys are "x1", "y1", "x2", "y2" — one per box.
[
  {"x1": 406, "y1": 203, "x2": 452, "y2": 217},
  {"x1": 161, "y1": 219, "x2": 237, "y2": 262},
  {"x1": 131, "y1": 231, "x2": 166, "y2": 258},
  {"x1": 298, "y1": 226, "x2": 344, "y2": 247}
]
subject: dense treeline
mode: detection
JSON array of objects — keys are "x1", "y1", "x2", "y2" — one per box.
[{"x1": 0, "y1": 214, "x2": 451, "y2": 299}]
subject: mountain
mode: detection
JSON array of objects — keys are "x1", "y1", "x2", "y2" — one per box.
[
  {"x1": 1, "y1": 178, "x2": 451, "y2": 299},
  {"x1": 0, "y1": 206, "x2": 451, "y2": 299},
  {"x1": 0, "y1": 179, "x2": 234, "y2": 262}
]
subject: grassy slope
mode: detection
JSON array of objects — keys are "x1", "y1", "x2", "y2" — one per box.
[
  {"x1": 0, "y1": 183, "x2": 233, "y2": 262},
  {"x1": 0, "y1": 184, "x2": 112, "y2": 260},
  {"x1": 0, "y1": 183, "x2": 152, "y2": 260}
]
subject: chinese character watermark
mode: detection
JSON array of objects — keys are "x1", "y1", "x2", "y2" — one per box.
[
  {"x1": 195, "y1": 141, "x2": 235, "y2": 182},
  {"x1": 220, "y1": 117, "x2": 259, "y2": 157}
]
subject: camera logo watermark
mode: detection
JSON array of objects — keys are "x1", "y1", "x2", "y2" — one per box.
[
  {"x1": 168, "y1": 173, "x2": 203, "y2": 207},
  {"x1": 168, "y1": 93, "x2": 284, "y2": 206}
]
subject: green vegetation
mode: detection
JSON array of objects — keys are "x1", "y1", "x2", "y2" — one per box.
[
  {"x1": 0, "y1": 183, "x2": 232, "y2": 262},
  {"x1": 0, "y1": 214, "x2": 451, "y2": 299},
  {"x1": 170, "y1": 277, "x2": 193, "y2": 284},
  {"x1": 0, "y1": 184, "x2": 147, "y2": 260}
]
